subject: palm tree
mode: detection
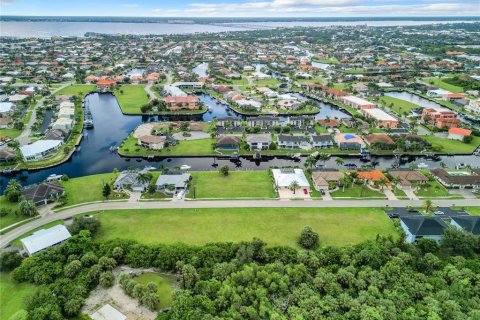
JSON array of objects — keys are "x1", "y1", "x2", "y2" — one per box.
[
  {"x1": 335, "y1": 157, "x2": 344, "y2": 168},
  {"x1": 349, "y1": 171, "x2": 359, "y2": 188},
  {"x1": 304, "y1": 156, "x2": 317, "y2": 170},
  {"x1": 319, "y1": 153, "x2": 330, "y2": 166},
  {"x1": 340, "y1": 175, "x2": 350, "y2": 192},
  {"x1": 289, "y1": 180, "x2": 300, "y2": 195},
  {"x1": 423, "y1": 199, "x2": 434, "y2": 212},
  {"x1": 378, "y1": 178, "x2": 389, "y2": 191},
  {"x1": 391, "y1": 176, "x2": 401, "y2": 192}
]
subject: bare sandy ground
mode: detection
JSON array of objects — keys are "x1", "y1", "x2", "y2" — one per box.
[{"x1": 82, "y1": 266, "x2": 158, "y2": 320}]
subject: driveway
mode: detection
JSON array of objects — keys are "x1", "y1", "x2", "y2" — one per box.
[
  {"x1": 403, "y1": 188, "x2": 419, "y2": 200},
  {"x1": 278, "y1": 189, "x2": 311, "y2": 199},
  {"x1": 172, "y1": 131, "x2": 210, "y2": 140}
]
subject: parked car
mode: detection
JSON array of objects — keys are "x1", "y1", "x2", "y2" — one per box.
[
  {"x1": 303, "y1": 189, "x2": 308, "y2": 195},
  {"x1": 433, "y1": 210, "x2": 445, "y2": 215}
]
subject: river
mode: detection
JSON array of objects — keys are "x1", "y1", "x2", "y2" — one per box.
[{"x1": 1, "y1": 92, "x2": 478, "y2": 190}]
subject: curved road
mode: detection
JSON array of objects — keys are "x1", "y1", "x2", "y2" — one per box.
[{"x1": 1, "y1": 198, "x2": 479, "y2": 249}]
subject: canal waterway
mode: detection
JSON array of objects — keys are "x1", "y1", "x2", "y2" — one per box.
[{"x1": 1, "y1": 92, "x2": 479, "y2": 189}]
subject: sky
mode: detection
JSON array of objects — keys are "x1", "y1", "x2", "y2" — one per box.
[{"x1": 0, "y1": 0, "x2": 479, "y2": 17}]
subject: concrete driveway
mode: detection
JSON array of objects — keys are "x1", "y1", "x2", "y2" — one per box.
[{"x1": 278, "y1": 189, "x2": 311, "y2": 199}]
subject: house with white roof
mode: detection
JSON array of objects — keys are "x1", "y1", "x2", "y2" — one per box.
[
  {"x1": 20, "y1": 140, "x2": 63, "y2": 161},
  {"x1": 272, "y1": 168, "x2": 310, "y2": 191},
  {"x1": 20, "y1": 225, "x2": 72, "y2": 256},
  {"x1": 0, "y1": 102, "x2": 14, "y2": 115},
  {"x1": 52, "y1": 118, "x2": 73, "y2": 130}
]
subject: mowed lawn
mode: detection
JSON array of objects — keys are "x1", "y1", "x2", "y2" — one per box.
[
  {"x1": 93, "y1": 207, "x2": 398, "y2": 247},
  {"x1": 114, "y1": 85, "x2": 149, "y2": 114},
  {"x1": 60, "y1": 173, "x2": 119, "y2": 206},
  {"x1": 54, "y1": 84, "x2": 96, "y2": 97},
  {"x1": 421, "y1": 135, "x2": 480, "y2": 154},
  {"x1": 423, "y1": 77, "x2": 464, "y2": 93},
  {"x1": 119, "y1": 137, "x2": 215, "y2": 156},
  {"x1": 0, "y1": 272, "x2": 36, "y2": 320},
  {"x1": 191, "y1": 171, "x2": 277, "y2": 198},
  {"x1": 0, "y1": 196, "x2": 26, "y2": 230},
  {"x1": 331, "y1": 185, "x2": 386, "y2": 199},
  {"x1": 380, "y1": 95, "x2": 420, "y2": 115}
]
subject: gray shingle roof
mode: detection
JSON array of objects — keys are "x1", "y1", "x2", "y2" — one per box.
[{"x1": 401, "y1": 216, "x2": 447, "y2": 236}]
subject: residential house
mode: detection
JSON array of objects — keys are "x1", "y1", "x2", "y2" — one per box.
[
  {"x1": 311, "y1": 171, "x2": 344, "y2": 190},
  {"x1": 216, "y1": 117, "x2": 242, "y2": 128},
  {"x1": 114, "y1": 170, "x2": 150, "y2": 192},
  {"x1": 362, "y1": 108, "x2": 399, "y2": 128},
  {"x1": 341, "y1": 96, "x2": 376, "y2": 110},
  {"x1": 363, "y1": 134, "x2": 396, "y2": 149},
  {"x1": 421, "y1": 108, "x2": 460, "y2": 128},
  {"x1": 246, "y1": 134, "x2": 272, "y2": 150},
  {"x1": 286, "y1": 116, "x2": 309, "y2": 128},
  {"x1": 44, "y1": 129, "x2": 69, "y2": 141},
  {"x1": 277, "y1": 135, "x2": 311, "y2": 149},
  {"x1": 155, "y1": 173, "x2": 191, "y2": 194},
  {"x1": 400, "y1": 216, "x2": 448, "y2": 243},
  {"x1": 0, "y1": 116, "x2": 13, "y2": 128},
  {"x1": 246, "y1": 116, "x2": 279, "y2": 128},
  {"x1": 52, "y1": 118, "x2": 73, "y2": 130},
  {"x1": 0, "y1": 102, "x2": 14, "y2": 116},
  {"x1": 317, "y1": 119, "x2": 340, "y2": 129},
  {"x1": 20, "y1": 225, "x2": 71, "y2": 256},
  {"x1": 0, "y1": 148, "x2": 16, "y2": 162},
  {"x1": 448, "y1": 127, "x2": 472, "y2": 141},
  {"x1": 138, "y1": 135, "x2": 166, "y2": 150},
  {"x1": 335, "y1": 133, "x2": 366, "y2": 150},
  {"x1": 216, "y1": 135, "x2": 241, "y2": 150},
  {"x1": 96, "y1": 80, "x2": 115, "y2": 92},
  {"x1": 311, "y1": 134, "x2": 334, "y2": 149},
  {"x1": 272, "y1": 168, "x2": 310, "y2": 191},
  {"x1": 20, "y1": 140, "x2": 63, "y2": 161},
  {"x1": 388, "y1": 170, "x2": 428, "y2": 189},
  {"x1": 21, "y1": 181, "x2": 65, "y2": 206},
  {"x1": 450, "y1": 216, "x2": 480, "y2": 235},
  {"x1": 355, "y1": 170, "x2": 389, "y2": 185},
  {"x1": 430, "y1": 168, "x2": 480, "y2": 189},
  {"x1": 164, "y1": 95, "x2": 200, "y2": 110}
]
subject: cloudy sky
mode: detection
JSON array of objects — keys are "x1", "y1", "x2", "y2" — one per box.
[{"x1": 1, "y1": 0, "x2": 479, "y2": 17}]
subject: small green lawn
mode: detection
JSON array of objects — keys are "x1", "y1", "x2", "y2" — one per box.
[
  {"x1": 422, "y1": 135, "x2": 480, "y2": 154},
  {"x1": 462, "y1": 207, "x2": 480, "y2": 215},
  {"x1": 135, "y1": 272, "x2": 176, "y2": 309},
  {"x1": 93, "y1": 207, "x2": 398, "y2": 247},
  {"x1": 312, "y1": 58, "x2": 339, "y2": 64},
  {"x1": 344, "y1": 68, "x2": 365, "y2": 74},
  {"x1": 253, "y1": 78, "x2": 281, "y2": 87},
  {"x1": 414, "y1": 180, "x2": 451, "y2": 198},
  {"x1": 0, "y1": 272, "x2": 36, "y2": 320},
  {"x1": 191, "y1": 171, "x2": 277, "y2": 199},
  {"x1": 0, "y1": 196, "x2": 26, "y2": 230},
  {"x1": 392, "y1": 188, "x2": 408, "y2": 199},
  {"x1": 54, "y1": 84, "x2": 96, "y2": 97},
  {"x1": 331, "y1": 185, "x2": 386, "y2": 199},
  {"x1": 114, "y1": 85, "x2": 150, "y2": 114},
  {"x1": 379, "y1": 95, "x2": 420, "y2": 116},
  {"x1": 119, "y1": 136, "x2": 215, "y2": 156},
  {"x1": 423, "y1": 77, "x2": 464, "y2": 93}
]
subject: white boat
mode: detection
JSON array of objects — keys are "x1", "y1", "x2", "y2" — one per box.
[
  {"x1": 417, "y1": 162, "x2": 429, "y2": 169},
  {"x1": 180, "y1": 165, "x2": 191, "y2": 170},
  {"x1": 46, "y1": 174, "x2": 63, "y2": 182}
]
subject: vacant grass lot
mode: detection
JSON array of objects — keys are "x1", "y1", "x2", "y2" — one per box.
[
  {"x1": 0, "y1": 196, "x2": 24, "y2": 230},
  {"x1": 135, "y1": 272, "x2": 176, "y2": 309},
  {"x1": 414, "y1": 180, "x2": 452, "y2": 198},
  {"x1": 423, "y1": 77, "x2": 464, "y2": 93},
  {"x1": 422, "y1": 135, "x2": 480, "y2": 154},
  {"x1": 191, "y1": 171, "x2": 277, "y2": 199},
  {"x1": 119, "y1": 136, "x2": 215, "y2": 156},
  {"x1": 54, "y1": 84, "x2": 96, "y2": 97},
  {"x1": 114, "y1": 85, "x2": 150, "y2": 114},
  {"x1": 93, "y1": 207, "x2": 398, "y2": 247},
  {"x1": 331, "y1": 185, "x2": 387, "y2": 199},
  {"x1": 379, "y1": 95, "x2": 420, "y2": 115},
  {"x1": 0, "y1": 272, "x2": 36, "y2": 320}
]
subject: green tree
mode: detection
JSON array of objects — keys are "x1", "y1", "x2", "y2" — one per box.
[
  {"x1": 99, "y1": 271, "x2": 115, "y2": 287},
  {"x1": 299, "y1": 226, "x2": 319, "y2": 249},
  {"x1": 220, "y1": 165, "x2": 229, "y2": 176},
  {"x1": 4, "y1": 179, "x2": 22, "y2": 203},
  {"x1": 18, "y1": 200, "x2": 38, "y2": 217},
  {"x1": 180, "y1": 264, "x2": 199, "y2": 290},
  {"x1": 423, "y1": 199, "x2": 434, "y2": 212},
  {"x1": 289, "y1": 180, "x2": 300, "y2": 195},
  {"x1": 0, "y1": 251, "x2": 23, "y2": 271},
  {"x1": 102, "y1": 183, "x2": 111, "y2": 199}
]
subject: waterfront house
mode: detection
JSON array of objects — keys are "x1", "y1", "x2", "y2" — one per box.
[
  {"x1": 286, "y1": 116, "x2": 309, "y2": 128},
  {"x1": 341, "y1": 96, "x2": 376, "y2": 110},
  {"x1": 96, "y1": 80, "x2": 116, "y2": 92},
  {"x1": 362, "y1": 108, "x2": 399, "y2": 128},
  {"x1": 155, "y1": 173, "x2": 191, "y2": 194},
  {"x1": 277, "y1": 135, "x2": 310, "y2": 149},
  {"x1": 216, "y1": 135, "x2": 241, "y2": 150},
  {"x1": 363, "y1": 134, "x2": 396, "y2": 149},
  {"x1": 335, "y1": 133, "x2": 366, "y2": 150},
  {"x1": 450, "y1": 216, "x2": 480, "y2": 235},
  {"x1": 400, "y1": 216, "x2": 447, "y2": 243},
  {"x1": 0, "y1": 148, "x2": 16, "y2": 162},
  {"x1": 44, "y1": 129, "x2": 69, "y2": 141},
  {"x1": 388, "y1": 170, "x2": 428, "y2": 189},
  {"x1": 114, "y1": 170, "x2": 150, "y2": 192},
  {"x1": 311, "y1": 134, "x2": 334, "y2": 149},
  {"x1": 447, "y1": 127, "x2": 472, "y2": 141},
  {"x1": 317, "y1": 119, "x2": 340, "y2": 129},
  {"x1": 137, "y1": 135, "x2": 166, "y2": 150},
  {"x1": 311, "y1": 171, "x2": 344, "y2": 190},
  {"x1": 246, "y1": 116, "x2": 279, "y2": 128},
  {"x1": 164, "y1": 95, "x2": 200, "y2": 111},
  {"x1": 21, "y1": 181, "x2": 65, "y2": 206},
  {"x1": 20, "y1": 140, "x2": 63, "y2": 161},
  {"x1": 354, "y1": 170, "x2": 389, "y2": 185},
  {"x1": 0, "y1": 116, "x2": 13, "y2": 129},
  {"x1": 272, "y1": 168, "x2": 310, "y2": 191},
  {"x1": 246, "y1": 134, "x2": 272, "y2": 150},
  {"x1": 216, "y1": 117, "x2": 242, "y2": 128},
  {"x1": 430, "y1": 168, "x2": 480, "y2": 189},
  {"x1": 52, "y1": 118, "x2": 73, "y2": 131},
  {"x1": 421, "y1": 108, "x2": 459, "y2": 129},
  {"x1": 21, "y1": 225, "x2": 71, "y2": 256}
]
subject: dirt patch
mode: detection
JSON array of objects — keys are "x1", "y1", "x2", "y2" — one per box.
[{"x1": 82, "y1": 266, "x2": 160, "y2": 320}]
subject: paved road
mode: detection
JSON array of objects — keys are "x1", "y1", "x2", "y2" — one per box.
[
  {"x1": 16, "y1": 82, "x2": 72, "y2": 145},
  {"x1": 145, "y1": 84, "x2": 157, "y2": 101},
  {"x1": 1, "y1": 198, "x2": 479, "y2": 249}
]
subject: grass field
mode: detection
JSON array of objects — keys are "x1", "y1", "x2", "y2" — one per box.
[
  {"x1": 253, "y1": 78, "x2": 281, "y2": 87},
  {"x1": 59, "y1": 173, "x2": 125, "y2": 207},
  {"x1": 93, "y1": 207, "x2": 398, "y2": 247},
  {"x1": 423, "y1": 77, "x2": 464, "y2": 93},
  {"x1": 379, "y1": 95, "x2": 420, "y2": 115},
  {"x1": 119, "y1": 136, "x2": 215, "y2": 156},
  {"x1": 54, "y1": 84, "x2": 96, "y2": 97},
  {"x1": 463, "y1": 207, "x2": 480, "y2": 215},
  {"x1": 331, "y1": 185, "x2": 386, "y2": 199},
  {"x1": 191, "y1": 171, "x2": 277, "y2": 199},
  {"x1": 135, "y1": 272, "x2": 176, "y2": 309},
  {"x1": 114, "y1": 85, "x2": 150, "y2": 114},
  {"x1": 414, "y1": 180, "x2": 451, "y2": 198},
  {"x1": 312, "y1": 58, "x2": 339, "y2": 64},
  {"x1": 0, "y1": 196, "x2": 25, "y2": 230},
  {"x1": 422, "y1": 135, "x2": 480, "y2": 154},
  {"x1": 0, "y1": 272, "x2": 36, "y2": 320}
]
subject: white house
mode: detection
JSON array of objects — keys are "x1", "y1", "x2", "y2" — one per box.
[
  {"x1": 20, "y1": 225, "x2": 72, "y2": 256},
  {"x1": 0, "y1": 102, "x2": 14, "y2": 115},
  {"x1": 52, "y1": 118, "x2": 73, "y2": 130},
  {"x1": 427, "y1": 89, "x2": 450, "y2": 98},
  {"x1": 246, "y1": 134, "x2": 272, "y2": 150},
  {"x1": 272, "y1": 168, "x2": 310, "y2": 191},
  {"x1": 20, "y1": 140, "x2": 63, "y2": 161}
]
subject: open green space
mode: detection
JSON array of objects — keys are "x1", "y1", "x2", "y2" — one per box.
[
  {"x1": 0, "y1": 196, "x2": 27, "y2": 230},
  {"x1": 463, "y1": 207, "x2": 480, "y2": 215},
  {"x1": 119, "y1": 136, "x2": 215, "y2": 156},
  {"x1": 423, "y1": 77, "x2": 464, "y2": 93},
  {"x1": 54, "y1": 84, "x2": 96, "y2": 97},
  {"x1": 253, "y1": 78, "x2": 281, "y2": 87},
  {"x1": 114, "y1": 85, "x2": 150, "y2": 114},
  {"x1": 0, "y1": 272, "x2": 36, "y2": 320},
  {"x1": 414, "y1": 180, "x2": 452, "y2": 198},
  {"x1": 191, "y1": 171, "x2": 277, "y2": 199},
  {"x1": 422, "y1": 135, "x2": 480, "y2": 154},
  {"x1": 135, "y1": 272, "x2": 176, "y2": 309},
  {"x1": 312, "y1": 58, "x2": 339, "y2": 64},
  {"x1": 343, "y1": 68, "x2": 365, "y2": 74},
  {"x1": 379, "y1": 95, "x2": 420, "y2": 115},
  {"x1": 93, "y1": 207, "x2": 398, "y2": 247},
  {"x1": 331, "y1": 185, "x2": 387, "y2": 199}
]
